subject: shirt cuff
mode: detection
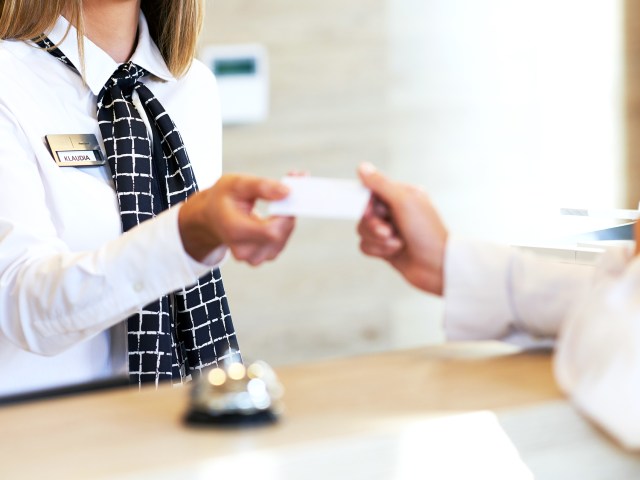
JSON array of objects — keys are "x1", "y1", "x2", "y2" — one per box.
[
  {"x1": 171, "y1": 204, "x2": 229, "y2": 277},
  {"x1": 34, "y1": 206, "x2": 212, "y2": 339},
  {"x1": 442, "y1": 236, "x2": 515, "y2": 341},
  {"x1": 184, "y1": 244, "x2": 229, "y2": 273}
]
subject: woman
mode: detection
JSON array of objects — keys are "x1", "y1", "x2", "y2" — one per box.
[
  {"x1": 357, "y1": 162, "x2": 640, "y2": 449},
  {"x1": 0, "y1": 0, "x2": 294, "y2": 394}
]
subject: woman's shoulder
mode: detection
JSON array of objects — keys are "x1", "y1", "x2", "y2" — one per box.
[
  {"x1": 0, "y1": 40, "x2": 45, "y2": 103},
  {"x1": 0, "y1": 38, "x2": 32, "y2": 58},
  {"x1": 0, "y1": 40, "x2": 35, "y2": 76}
]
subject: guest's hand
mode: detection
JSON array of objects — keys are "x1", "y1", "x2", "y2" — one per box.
[
  {"x1": 178, "y1": 174, "x2": 295, "y2": 265},
  {"x1": 357, "y1": 163, "x2": 448, "y2": 295}
]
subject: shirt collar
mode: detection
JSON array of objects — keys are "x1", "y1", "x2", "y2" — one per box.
[{"x1": 46, "y1": 12, "x2": 175, "y2": 96}]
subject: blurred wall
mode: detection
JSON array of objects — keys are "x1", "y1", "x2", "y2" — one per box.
[
  {"x1": 200, "y1": 0, "x2": 442, "y2": 366},
  {"x1": 200, "y1": 0, "x2": 624, "y2": 366},
  {"x1": 626, "y1": 0, "x2": 640, "y2": 208}
]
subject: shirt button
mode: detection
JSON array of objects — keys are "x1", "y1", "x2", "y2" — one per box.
[{"x1": 133, "y1": 282, "x2": 144, "y2": 293}]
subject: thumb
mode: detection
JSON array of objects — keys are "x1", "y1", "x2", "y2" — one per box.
[
  {"x1": 231, "y1": 175, "x2": 290, "y2": 202},
  {"x1": 358, "y1": 162, "x2": 397, "y2": 205}
]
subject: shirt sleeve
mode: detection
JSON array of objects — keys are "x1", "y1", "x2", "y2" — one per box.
[
  {"x1": 443, "y1": 235, "x2": 595, "y2": 344},
  {"x1": 0, "y1": 105, "x2": 215, "y2": 356},
  {"x1": 444, "y1": 235, "x2": 640, "y2": 448},
  {"x1": 554, "y1": 245, "x2": 640, "y2": 450}
]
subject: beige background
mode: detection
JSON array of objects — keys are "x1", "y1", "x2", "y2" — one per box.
[
  {"x1": 626, "y1": 0, "x2": 640, "y2": 208},
  {"x1": 199, "y1": 0, "x2": 625, "y2": 366}
]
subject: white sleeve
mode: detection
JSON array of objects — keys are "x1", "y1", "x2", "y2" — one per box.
[
  {"x1": 554, "y1": 245, "x2": 640, "y2": 449},
  {"x1": 0, "y1": 208, "x2": 214, "y2": 356},
  {"x1": 0, "y1": 106, "x2": 213, "y2": 356},
  {"x1": 443, "y1": 236, "x2": 595, "y2": 344}
]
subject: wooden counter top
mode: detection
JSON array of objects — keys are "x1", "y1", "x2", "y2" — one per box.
[{"x1": 1, "y1": 342, "x2": 638, "y2": 479}]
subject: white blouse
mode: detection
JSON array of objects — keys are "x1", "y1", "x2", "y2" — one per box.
[
  {"x1": 444, "y1": 236, "x2": 640, "y2": 449},
  {"x1": 0, "y1": 14, "x2": 223, "y2": 395}
]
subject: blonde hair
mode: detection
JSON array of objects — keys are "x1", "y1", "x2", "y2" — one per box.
[{"x1": 0, "y1": 0, "x2": 204, "y2": 78}]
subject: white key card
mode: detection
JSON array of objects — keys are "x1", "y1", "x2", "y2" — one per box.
[{"x1": 268, "y1": 177, "x2": 371, "y2": 220}]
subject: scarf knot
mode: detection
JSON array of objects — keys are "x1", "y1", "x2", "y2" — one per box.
[{"x1": 103, "y1": 62, "x2": 147, "y2": 99}]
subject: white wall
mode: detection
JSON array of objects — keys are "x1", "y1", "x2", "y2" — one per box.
[
  {"x1": 389, "y1": 0, "x2": 625, "y2": 245},
  {"x1": 201, "y1": 0, "x2": 625, "y2": 366}
]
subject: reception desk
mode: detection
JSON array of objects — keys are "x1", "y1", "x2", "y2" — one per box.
[{"x1": 2, "y1": 342, "x2": 640, "y2": 479}]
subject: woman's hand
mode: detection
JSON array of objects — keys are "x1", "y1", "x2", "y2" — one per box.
[
  {"x1": 357, "y1": 163, "x2": 448, "y2": 295},
  {"x1": 178, "y1": 174, "x2": 295, "y2": 265}
]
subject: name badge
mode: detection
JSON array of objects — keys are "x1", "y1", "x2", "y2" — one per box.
[{"x1": 45, "y1": 134, "x2": 106, "y2": 167}]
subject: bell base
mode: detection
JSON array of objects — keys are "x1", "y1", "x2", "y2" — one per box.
[{"x1": 184, "y1": 409, "x2": 279, "y2": 428}]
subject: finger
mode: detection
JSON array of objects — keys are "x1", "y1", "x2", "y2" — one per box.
[
  {"x1": 361, "y1": 231, "x2": 404, "y2": 252},
  {"x1": 360, "y1": 196, "x2": 376, "y2": 220},
  {"x1": 358, "y1": 215, "x2": 395, "y2": 240},
  {"x1": 228, "y1": 217, "x2": 295, "y2": 263},
  {"x1": 253, "y1": 241, "x2": 289, "y2": 264},
  {"x1": 235, "y1": 242, "x2": 283, "y2": 266},
  {"x1": 358, "y1": 218, "x2": 404, "y2": 250},
  {"x1": 357, "y1": 162, "x2": 399, "y2": 206},
  {"x1": 229, "y1": 175, "x2": 290, "y2": 202},
  {"x1": 372, "y1": 197, "x2": 391, "y2": 219},
  {"x1": 246, "y1": 248, "x2": 271, "y2": 266},
  {"x1": 361, "y1": 195, "x2": 390, "y2": 220},
  {"x1": 359, "y1": 233, "x2": 404, "y2": 254},
  {"x1": 264, "y1": 216, "x2": 296, "y2": 242},
  {"x1": 360, "y1": 238, "x2": 403, "y2": 259},
  {"x1": 231, "y1": 244, "x2": 271, "y2": 266},
  {"x1": 238, "y1": 215, "x2": 294, "y2": 245},
  {"x1": 222, "y1": 214, "x2": 279, "y2": 247}
]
